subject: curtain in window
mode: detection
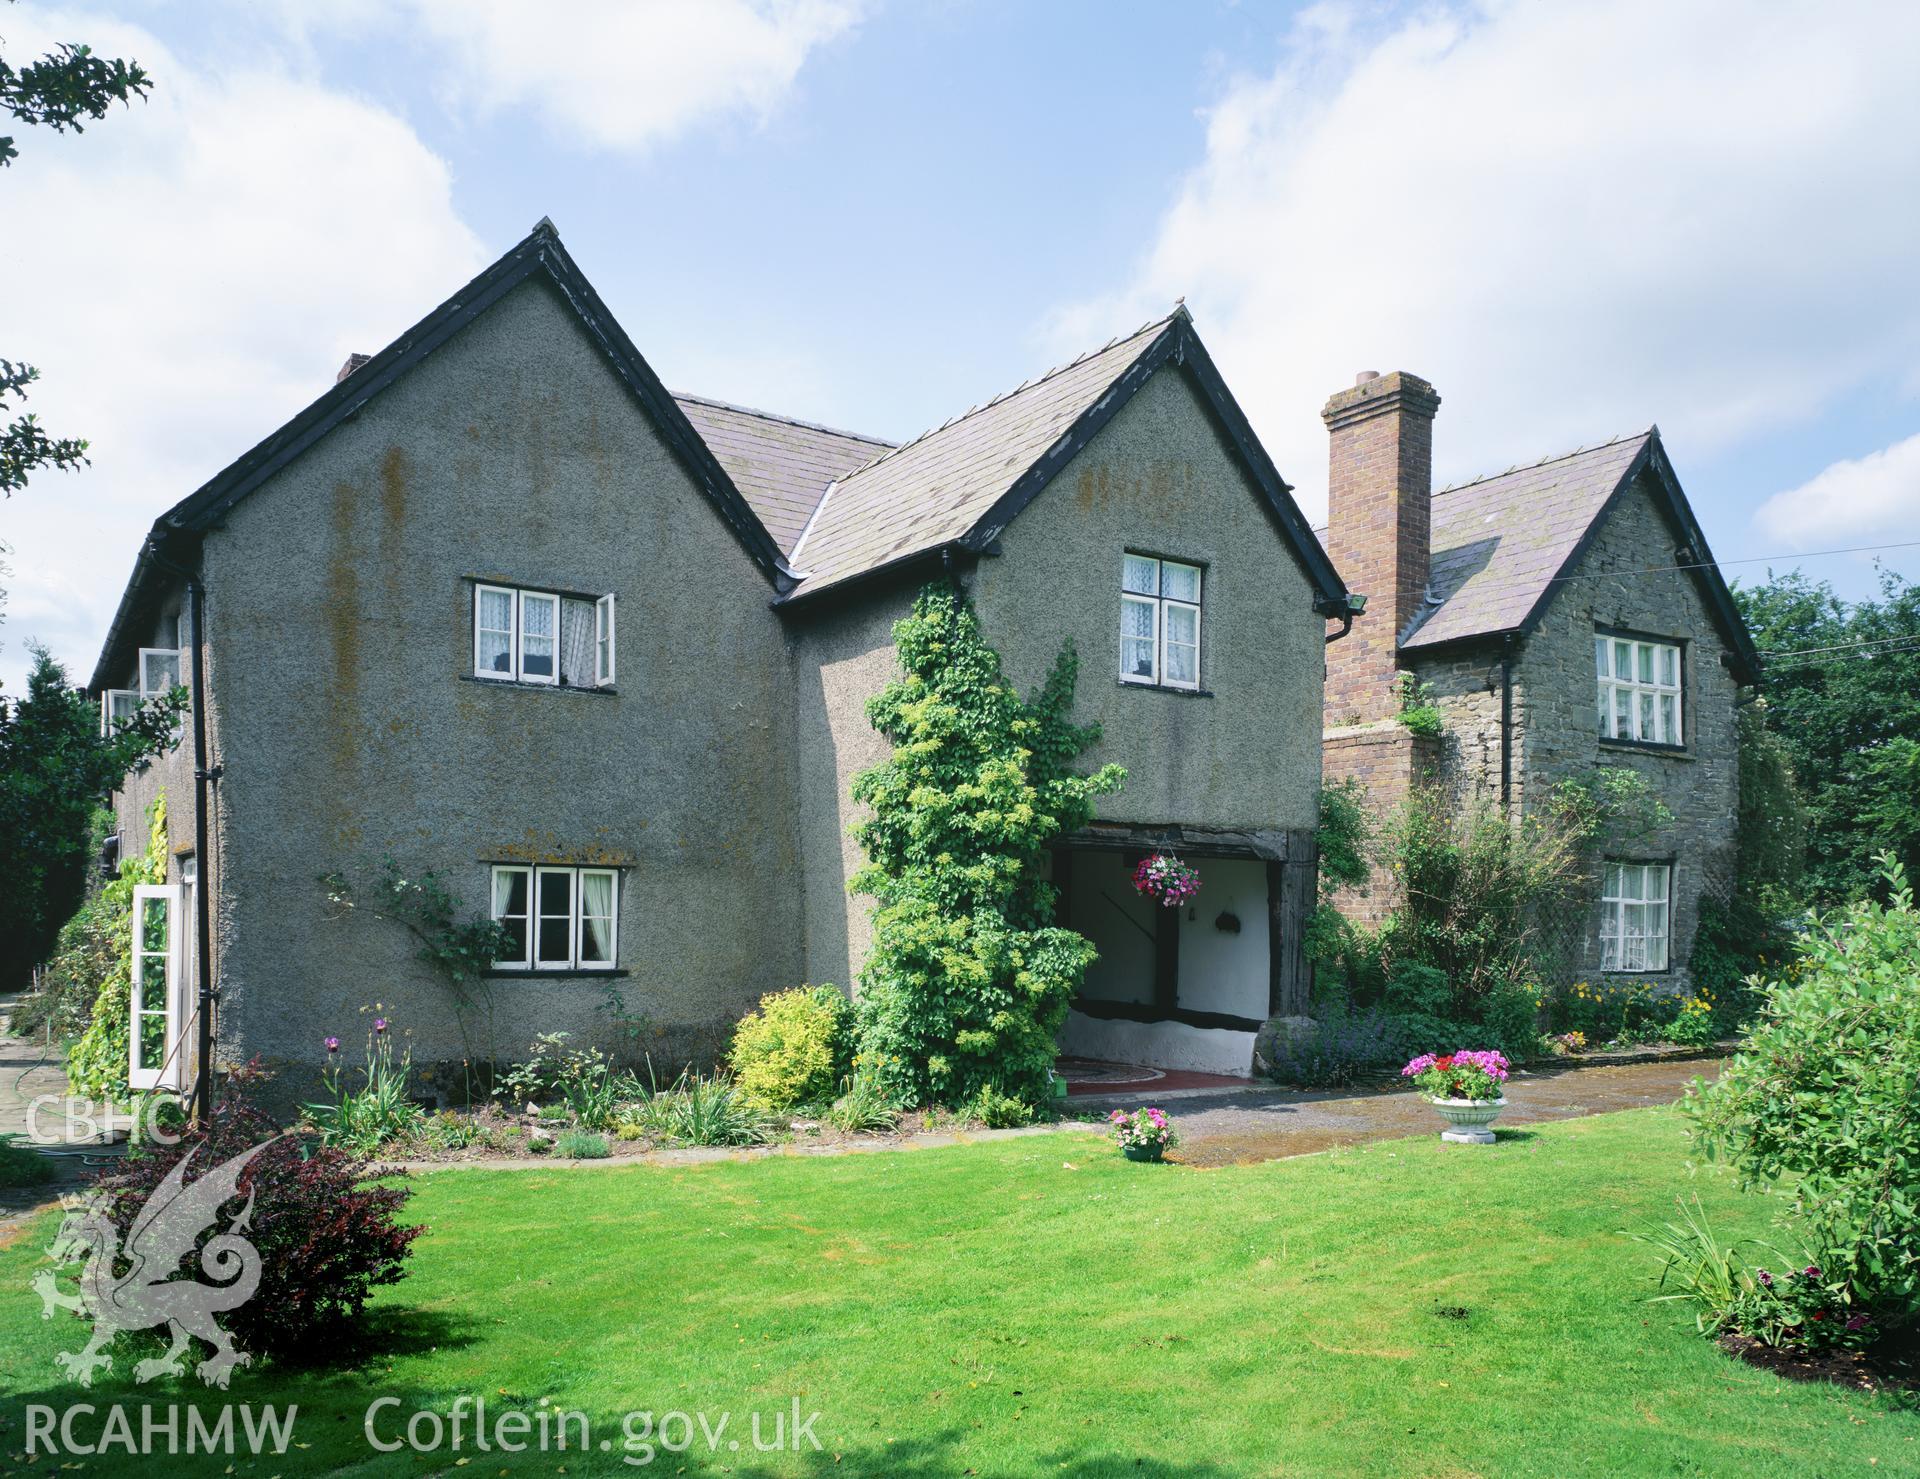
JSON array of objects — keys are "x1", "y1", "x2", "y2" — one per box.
[
  {"x1": 580, "y1": 872, "x2": 615, "y2": 963},
  {"x1": 561, "y1": 599, "x2": 596, "y2": 687}
]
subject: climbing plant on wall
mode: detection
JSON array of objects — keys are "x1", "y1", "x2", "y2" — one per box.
[
  {"x1": 848, "y1": 582, "x2": 1125, "y2": 1110},
  {"x1": 65, "y1": 794, "x2": 168, "y2": 1101}
]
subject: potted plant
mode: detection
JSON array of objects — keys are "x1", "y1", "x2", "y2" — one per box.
[
  {"x1": 1132, "y1": 854, "x2": 1201, "y2": 909},
  {"x1": 1108, "y1": 1106, "x2": 1178, "y2": 1162},
  {"x1": 1401, "y1": 1050, "x2": 1511, "y2": 1144}
]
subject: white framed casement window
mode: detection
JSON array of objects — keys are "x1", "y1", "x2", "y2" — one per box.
[
  {"x1": 1596, "y1": 634, "x2": 1682, "y2": 746},
  {"x1": 473, "y1": 583, "x2": 615, "y2": 688},
  {"x1": 1119, "y1": 553, "x2": 1203, "y2": 690},
  {"x1": 490, "y1": 865, "x2": 533, "y2": 968},
  {"x1": 595, "y1": 593, "x2": 616, "y2": 686},
  {"x1": 492, "y1": 863, "x2": 619, "y2": 971},
  {"x1": 578, "y1": 867, "x2": 618, "y2": 967},
  {"x1": 100, "y1": 689, "x2": 141, "y2": 735},
  {"x1": 129, "y1": 883, "x2": 184, "y2": 1090},
  {"x1": 474, "y1": 585, "x2": 518, "y2": 679},
  {"x1": 533, "y1": 867, "x2": 575, "y2": 967},
  {"x1": 1599, "y1": 862, "x2": 1672, "y2": 972},
  {"x1": 139, "y1": 646, "x2": 182, "y2": 698}
]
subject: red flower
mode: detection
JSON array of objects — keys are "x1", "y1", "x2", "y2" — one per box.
[{"x1": 1434, "y1": 1056, "x2": 1455, "y2": 1070}]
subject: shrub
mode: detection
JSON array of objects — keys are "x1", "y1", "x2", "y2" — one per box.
[
  {"x1": 0, "y1": 1134, "x2": 55, "y2": 1188},
  {"x1": 964, "y1": 1083, "x2": 1034, "y2": 1129},
  {"x1": 849, "y1": 584, "x2": 1124, "y2": 1110},
  {"x1": 1666, "y1": 994, "x2": 1717, "y2": 1049},
  {"x1": 824, "y1": 1072, "x2": 899, "y2": 1134},
  {"x1": 555, "y1": 1130, "x2": 610, "y2": 1160},
  {"x1": 82, "y1": 1064, "x2": 420, "y2": 1362},
  {"x1": 64, "y1": 796, "x2": 169, "y2": 1101},
  {"x1": 728, "y1": 985, "x2": 852, "y2": 1112},
  {"x1": 1479, "y1": 978, "x2": 1545, "y2": 1058},
  {"x1": 1383, "y1": 963, "x2": 1451, "y2": 1017},
  {"x1": 1686, "y1": 854, "x2": 1920, "y2": 1338},
  {"x1": 1262, "y1": 1007, "x2": 1477, "y2": 1088},
  {"x1": 1394, "y1": 673, "x2": 1444, "y2": 738},
  {"x1": 304, "y1": 1012, "x2": 422, "y2": 1152}
]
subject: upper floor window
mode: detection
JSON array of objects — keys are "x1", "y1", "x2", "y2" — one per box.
[
  {"x1": 102, "y1": 644, "x2": 188, "y2": 735},
  {"x1": 474, "y1": 584, "x2": 615, "y2": 688},
  {"x1": 490, "y1": 863, "x2": 619, "y2": 971},
  {"x1": 1596, "y1": 634, "x2": 1680, "y2": 745},
  {"x1": 1599, "y1": 861, "x2": 1670, "y2": 972},
  {"x1": 1120, "y1": 554, "x2": 1202, "y2": 690}
]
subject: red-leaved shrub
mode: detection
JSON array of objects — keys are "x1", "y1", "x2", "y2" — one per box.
[{"x1": 91, "y1": 1062, "x2": 422, "y2": 1363}]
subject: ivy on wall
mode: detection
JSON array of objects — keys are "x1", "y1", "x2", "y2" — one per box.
[
  {"x1": 848, "y1": 583, "x2": 1125, "y2": 1111},
  {"x1": 65, "y1": 794, "x2": 168, "y2": 1101}
]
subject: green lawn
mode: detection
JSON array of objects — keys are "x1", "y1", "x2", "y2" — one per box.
[{"x1": 0, "y1": 1108, "x2": 1912, "y2": 1477}]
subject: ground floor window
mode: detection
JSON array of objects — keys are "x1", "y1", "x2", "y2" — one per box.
[
  {"x1": 1600, "y1": 861, "x2": 1671, "y2": 972},
  {"x1": 490, "y1": 864, "x2": 619, "y2": 970}
]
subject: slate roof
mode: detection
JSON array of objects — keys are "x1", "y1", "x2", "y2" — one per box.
[
  {"x1": 1402, "y1": 432, "x2": 1653, "y2": 649},
  {"x1": 1311, "y1": 427, "x2": 1759, "y2": 682},
  {"x1": 673, "y1": 394, "x2": 892, "y2": 555},
  {"x1": 787, "y1": 314, "x2": 1182, "y2": 595}
]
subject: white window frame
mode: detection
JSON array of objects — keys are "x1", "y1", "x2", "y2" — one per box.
[
  {"x1": 100, "y1": 689, "x2": 141, "y2": 736},
  {"x1": 517, "y1": 591, "x2": 561, "y2": 687},
  {"x1": 138, "y1": 646, "x2": 183, "y2": 698},
  {"x1": 129, "y1": 882, "x2": 184, "y2": 1091},
  {"x1": 492, "y1": 863, "x2": 619, "y2": 972},
  {"x1": 490, "y1": 864, "x2": 533, "y2": 969},
  {"x1": 577, "y1": 866, "x2": 619, "y2": 966},
  {"x1": 473, "y1": 584, "x2": 519, "y2": 681},
  {"x1": 473, "y1": 583, "x2": 615, "y2": 688},
  {"x1": 1599, "y1": 862, "x2": 1672, "y2": 973},
  {"x1": 1596, "y1": 634, "x2": 1683, "y2": 746},
  {"x1": 1119, "y1": 554, "x2": 1203, "y2": 691},
  {"x1": 595, "y1": 592, "x2": 617, "y2": 686}
]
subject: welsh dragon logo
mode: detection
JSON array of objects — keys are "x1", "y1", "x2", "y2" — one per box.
[{"x1": 34, "y1": 1139, "x2": 275, "y2": 1388}]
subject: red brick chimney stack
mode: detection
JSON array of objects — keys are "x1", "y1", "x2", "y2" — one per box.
[{"x1": 1322, "y1": 370, "x2": 1440, "y2": 725}]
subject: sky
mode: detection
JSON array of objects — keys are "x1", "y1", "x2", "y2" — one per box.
[{"x1": 4, "y1": 0, "x2": 1919, "y2": 695}]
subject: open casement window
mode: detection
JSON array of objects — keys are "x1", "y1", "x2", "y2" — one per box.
[
  {"x1": 129, "y1": 883, "x2": 185, "y2": 1091},
  {"x1": 100, "y1": 689, "x2": 141, "y2": 736},
  {"x1": 1119, "y1": 554, "x2": 1202, "y2": 690},
  {"x1": 595, "y1": 593, "x2": 616, "y2": 686},
  {"x1": 491, "y1": 863, "x2": 618, "y2": 971},
  {"x1": 139, "y1": 647, "x2": 183, "y2": 698},
  {"x1": 1599, "y1": 862, "x2": 1671, "y2": 972},
  {"x1": 1596, "y1": 635, "x2": 1682, "y2": 746},
  {"x1": 473, "y1": 584, "x2": 615, "y2": 688}
]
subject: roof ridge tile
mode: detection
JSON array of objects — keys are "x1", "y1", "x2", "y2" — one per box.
[{"x1": 1434, "y1": 426, "x2": 1652, "y2": 496}]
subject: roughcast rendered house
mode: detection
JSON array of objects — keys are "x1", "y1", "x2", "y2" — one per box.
[
  {"x1": 1315, "y1": 371, "x2": 1760, "y2": 992},
  {"x1": 91, "y1": 218, "x2": 1353, "y2": 1104}
]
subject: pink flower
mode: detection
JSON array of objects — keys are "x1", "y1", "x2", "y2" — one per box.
[
  {"x1": 374, "y1": 1017, "x2": 389, "y2": 1034},
  {"x1": 324, "y1": 1036, "x2": 340, "y2": 1053}
]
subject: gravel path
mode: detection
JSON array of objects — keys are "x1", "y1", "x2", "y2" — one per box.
[{"x1": 1116, "y1": 1055, "x2": 1725, "y2": 1167}]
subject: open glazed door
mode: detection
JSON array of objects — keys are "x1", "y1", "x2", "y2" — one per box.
[{"x1": 129, "y1": 883, "x2": 185, "y2": 1091}]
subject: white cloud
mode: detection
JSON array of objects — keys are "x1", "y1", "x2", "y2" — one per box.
[
  {"x1": 0, "y1": 6, "x2": 486, "y2": 693},
  {"x1": 1755, "y1": 433, "x2": 1920, "y2": 550},
  {"x1": 1053, "y1": 0, "x2": 1920, "y2": 522},
  {"x1": 393, "y1": 0, "x2": 863, "y2": 152}
]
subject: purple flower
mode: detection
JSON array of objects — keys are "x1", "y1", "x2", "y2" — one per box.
[
  {"x1": 1757, "y1": 1268, "x2": 1773, "y2": 1287},
  {"x1": 324, "y1": 1036, "x2": 340, "y2": 1054},
  {"x1": 1846, "y1": 1314, "x2": 1871, "y2": 1331},
  {"x1": 1804, "y1": 1265, "x2": 1822, "y2": 1280},
  {"x1": 374, "y1": 1017, "x2": 389, "y2": 1034}
]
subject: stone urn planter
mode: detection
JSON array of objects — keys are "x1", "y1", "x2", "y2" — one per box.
[{"x1": 1427, "y1": 1095, "x2": 1507, "y2": 1145}]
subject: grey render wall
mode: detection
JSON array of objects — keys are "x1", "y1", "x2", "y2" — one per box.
[
  {"x1": 788, "y1": 364, "x2": 1329, "y2": 993},
  {"x1": 188, "y1": 278, "x2": 806, "y2": 1084},
  {"x1": 1408, "y1": 470, "x2": 1739, "y2": 989}
]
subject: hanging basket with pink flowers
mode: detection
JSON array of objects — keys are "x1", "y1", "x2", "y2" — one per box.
[{"x1": 1132, "y1": 853, "x2": 1201, "y2": 909}]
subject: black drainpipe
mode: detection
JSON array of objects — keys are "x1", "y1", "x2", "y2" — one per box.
[
  {"x1": 145, "y1": 538, "x2": 218, "y2": 1124},
  {"x1": 1323, "y1": 593, "x2": 1362, "y2": 645}
]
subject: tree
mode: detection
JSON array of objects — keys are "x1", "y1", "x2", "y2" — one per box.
[
  {"x1": 0, "y1": 647, "x2": 181, "y2": 991},
  {"x1": 848, "y1": 583, "x2": 1124, "y2": 1110},
  {"x1": 1734, "y1": 568, "x2": 1920, "y2": 904},
  {"x1": 1, "y1": 14, "x2": 152, "y2": 495}
]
